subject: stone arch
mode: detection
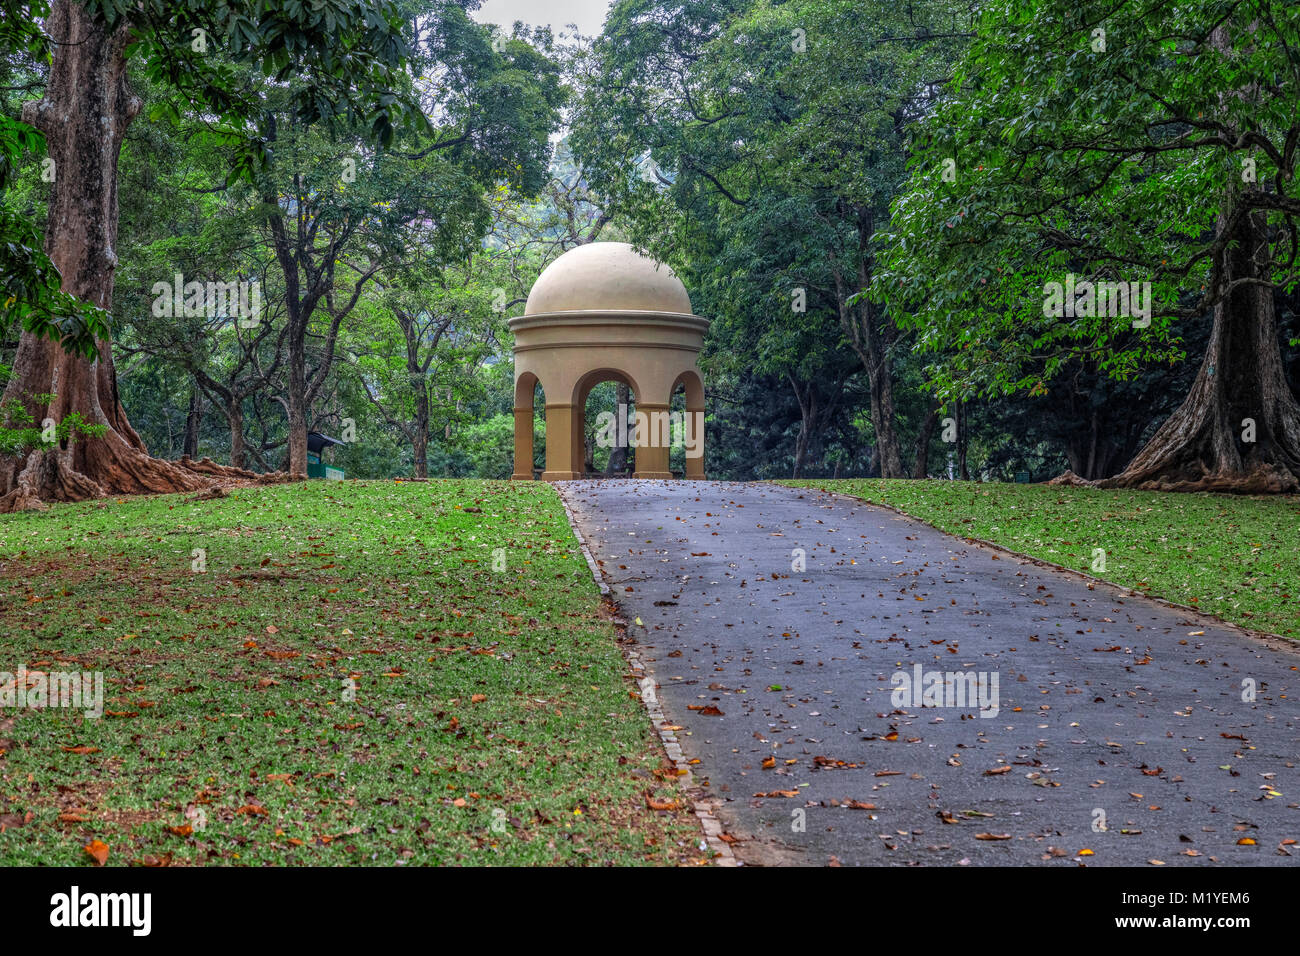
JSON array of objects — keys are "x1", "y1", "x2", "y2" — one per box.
[
  {"x1": 572, "y1": 368, "x2": 641, "y2": 477},
  {"x1": 671, "y1": 368, "x2": 707, "y2": 479},
  {"x1": 511, "y1": 371, "x2": 545, "y2": 480}
]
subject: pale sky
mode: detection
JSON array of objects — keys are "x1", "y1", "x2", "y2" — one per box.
[{"x1": 471, "y1": 0, "x2": 615, "y2": 37}]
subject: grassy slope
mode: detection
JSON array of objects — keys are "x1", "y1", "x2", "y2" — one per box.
[
  {"x1": 780, "y1": 479, "x2": 1300, "y2": 641},
  {"x1": 0, "y1": 480, "x2": 699, "y2": 866}
]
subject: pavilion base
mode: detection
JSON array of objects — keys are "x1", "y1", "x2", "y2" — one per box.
[
  {"x1": 632, "y1": 471, "x2": 674, "y2": 479},
  {"x1": 541, "y1": 471, "x2": 582, "y2": 481}
]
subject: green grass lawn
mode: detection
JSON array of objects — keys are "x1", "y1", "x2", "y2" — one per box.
[
  {"x1": 780, "y1": 479, "x2": 1300, "y2": 642},
  {"x1": 0, "y1": 480, "x2": 700, "y2": 866}
]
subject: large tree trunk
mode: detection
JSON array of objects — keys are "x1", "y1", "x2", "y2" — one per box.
[
  {"x1": 0, "y1": 1, "x2": 287, "y2": 512},
  {"x1": 228, "y1": 399, "x2": 246, "y2": 470},
  {"x1": 859, "y1": 316, "x2": 905, "y2": 478},
  {"x1": 790, "y1": 375, "x2": 815, "y2": 479},
  {"x1": 0, "y1": 2, "x2": 196, "y2": 510},
  {"x1": 912, "y1": 400, "x2": 940, "y2": 478},
  {"x1": 1104, "y1": 209, "x2": 1300, "y2": 493},
  {"x1": 412, "y1": 410, "x2": 428, "y2": 480},
  {"x1": 836, "y1": 206, "x2": 905, "y2": 478},
  {"x1": 285, "y1": 330, "x2": 308, "y2": 476},
  {"x1": 1102, "y1": 22, "x2": 1300, "y2": 493},
  {"x1": 411, "y1": 361, "x2": 430, "y2": 479},
  {"x1": 182, "y1": 387, "x2": 204, "y2": 458}
]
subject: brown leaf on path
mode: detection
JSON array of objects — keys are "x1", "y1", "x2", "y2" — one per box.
[
  {"x1": 753, "y1": 790, "x2": 800, "y2": 798},
  {"x1": 984, "y1": 765, "x2": 1013, "y2": 775},
  {"x1": 84, "y1": 839, "x2": 109, "y2": 865},
  {"x1": 761, "y1": 756, "x2": 776, "y2": 769},
  {"x1": 844, "y1": 800, "x2": 877, "y2": 810},
  {"x1": 974, "y1": 832, "x2": 1012, "y2": 840}
]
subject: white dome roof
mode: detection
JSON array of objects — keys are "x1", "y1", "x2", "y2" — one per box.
[{"x1": 524, "y1": 242, "x2": 693, "y2": 316}]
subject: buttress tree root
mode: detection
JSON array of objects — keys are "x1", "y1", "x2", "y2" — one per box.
[
  {"x1": 0, "y1": 0, "x2": 291, "y2": 513},
  {"x1": 0, "y1": 335, "x2": 292, "y2": 514},
  {"x1": 1099, "y1": 210, "x2": 1300, "y2": 494}
]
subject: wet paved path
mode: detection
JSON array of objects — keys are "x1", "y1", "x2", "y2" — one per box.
[{"x1": 561, "y1": 480, "x2": 1300, "y2": 866}]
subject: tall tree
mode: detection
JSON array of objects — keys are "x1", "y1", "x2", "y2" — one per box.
[
  {"x1": 0, "y1": 0, "x2": 429, "y2": 510},
  {"x1": 254, "y1": 10, "x2": 562, "y2": 474},
  {"x1": 880, "y1": 0, "x2": 1300, "y2": 492}
]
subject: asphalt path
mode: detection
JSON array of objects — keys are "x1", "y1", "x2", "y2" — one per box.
[{"x1": 561, "y1": 479, "x2": 1300, "y2": 866}]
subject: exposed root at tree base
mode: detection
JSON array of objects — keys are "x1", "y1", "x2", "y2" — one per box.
[
  {"x1": 1045, "y1": 463, "x2": 1300, "y2": 494},
  {"x1": 1049, "y1": 460, "x2": 1300, "y2": 494},
  {"x1": 0, "y1": 447, "x2": 300, "y2": 514},
  {"x1": 1097, "y1": 458, "x2": 1300, "y2": 495},
  {"x1": 1046, "y1": 470, "x2": 1097, "y2": 488}
]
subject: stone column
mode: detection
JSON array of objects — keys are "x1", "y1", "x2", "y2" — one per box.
[
  {"x1": 542, "y1": 403, "x2": 581, "y2": 480},
  {"x1": 632, "y1": 403, "x2": 673, "y2": 479},
  {"x1": 511, "y1": 406, "x2": 534, "y2": 479},
  {"x1": 684, "y1": 405, "x2": 706, "y2": 479}
]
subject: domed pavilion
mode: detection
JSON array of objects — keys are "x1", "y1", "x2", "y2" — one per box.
[{"x1": 510, "y1": 242, "x2": 708, "y2": 480}]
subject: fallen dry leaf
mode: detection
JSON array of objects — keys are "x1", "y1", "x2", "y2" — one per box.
[
  {"x1": 645, "y1": 792, "x2": 684, "y2": 811},
  {"x1": 84, "y1": 839, "x2": 109, "y2": 866}
]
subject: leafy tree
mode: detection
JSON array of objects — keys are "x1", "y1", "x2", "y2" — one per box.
[
  {"x1": 0, "y1": 2, "x2": 110, "y2": 359},
  {"x1": 0, "y1": 0, "x2": 424, "y2": 510},
  {"x1": 879, "y1": 0, "x2": 1300, "y2": 492},
  {"x1": 342, "y1": 254, "x2": 506, "y2": 477},
  {"x1": 573, "y1": 0, "x2": 971, "y2": 477}
]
